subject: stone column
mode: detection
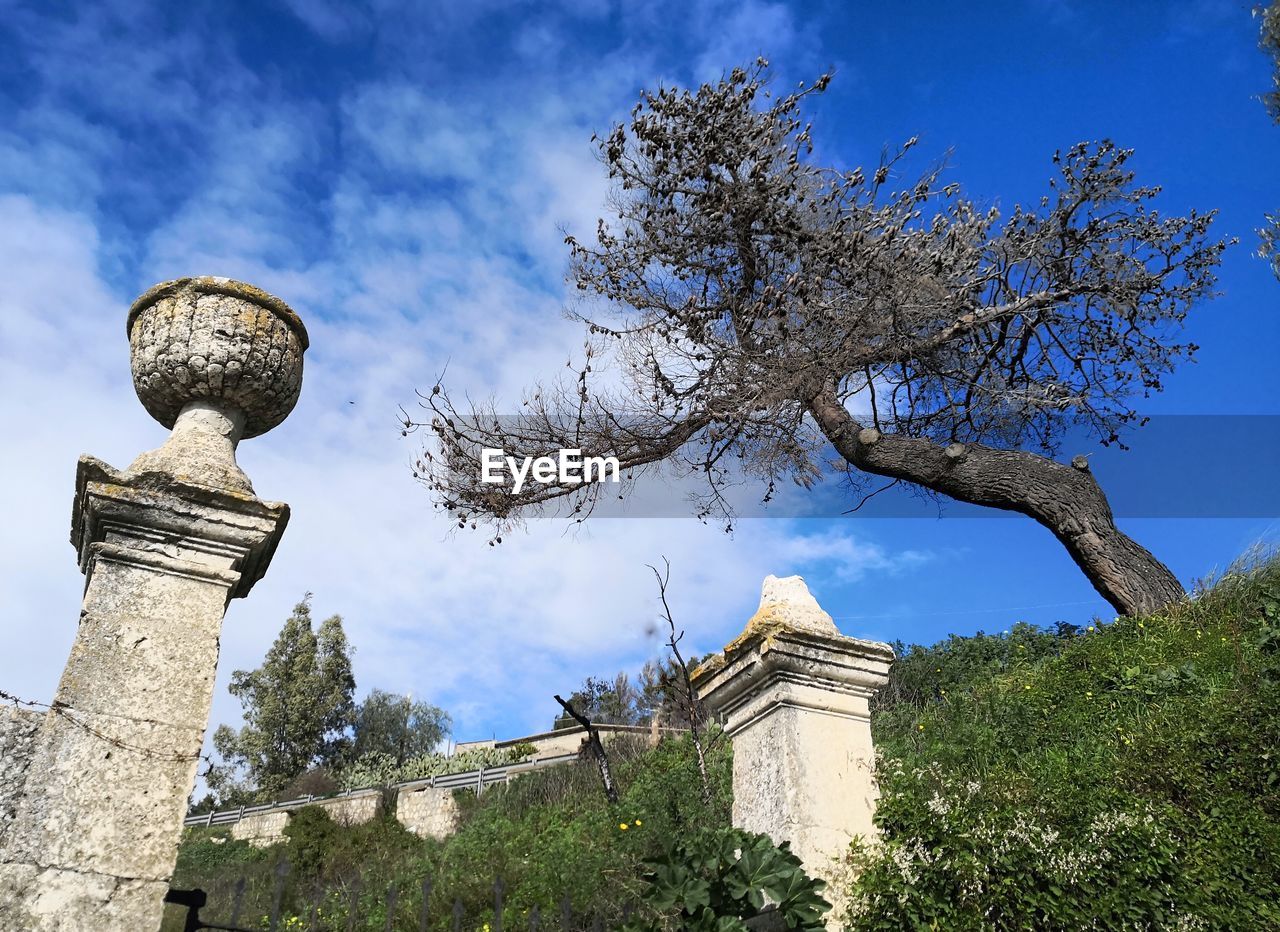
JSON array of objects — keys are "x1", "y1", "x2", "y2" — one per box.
[
  {"x1": 691, "y1": 576, "x2": 894, "y2": 890},
  {"x1": 0, "y1": 278, "x2": 307, "y2": 931}
]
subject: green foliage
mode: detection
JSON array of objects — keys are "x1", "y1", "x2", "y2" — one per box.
[
  {"x1": 552, "y1": 659, "x2": 703, "y2": 730},
  {"x1": 283, "y1": 806, "x2": 344, "y2": 882},
  {"x1": 846, "y1": 557, "x2": 1280, "y2": 929},
  {"x1": 351, "y1": 689, "x2": 452, "y2": 766},
  {"x1": 875, "y1": 620, "x2": 1073, "y2": 712},
  {"x1": 504, "y1": 741, "x2": 539, "y2": 761},
  {"x1": 335, "y1": 743, "x2": 529, "y2": 791},
  {"x1": 427, "y1": 733, "x2": 732, "y2": 925},
  {"x1": 171, "y1": 733, "x2": 731, "y2": 929},
  {"x1": 316, "y1": 614, "x2": 357, "y2": 764},
  {"x1": 210, "y1": 595, "x2": 357, "y2": 801},
  {"x1": 172, "y1": 828, "x2": 267, "y2": 877},
  {"x1": 175, "y1": 558, "x2": 1280, "y2": 929},
  {"x1": 624, "y1": 827, "x2": 829, "y2": 932},
  {"x1": 554, "y1": 672, "x2": 647, "y2": 728}
]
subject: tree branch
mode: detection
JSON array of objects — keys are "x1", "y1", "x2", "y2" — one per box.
[{"x1": 553, "y1": 693, "x2": 619, "y2": 804}]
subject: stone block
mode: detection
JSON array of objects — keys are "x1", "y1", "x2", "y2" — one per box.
[{"x1": 397, "y1": 786, "x2": 462, "y2": 840}]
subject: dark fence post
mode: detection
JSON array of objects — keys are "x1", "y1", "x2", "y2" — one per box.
[
  {"x1": 452, "y1": 897, "x2": 464, "y2": 932},
  {"x1": 530, "y1": 905, "x2": 541, "y2": 932},
  {"x1": 229, "y1": 875, "x2": 247, "y2": 926},
  {"x1": 560, "y1": 894, "x2": 572, "y2": 932},
  {"x1": 308, "y1": 881, "x2": 322, "y2": 931},
  {"x1": 346, "y1": 876, "x2": 363, "y2": 932},
  {"x1": 419, "y1": 875, "x2": 433, "y2": 932},
  {"x1": 494, "y1": 876, "x2": 505, "y2": 932},
  {"x1": 269, "y1": 859, "x2": 290, "y2": 932},
  {"x1": 385, "y1": 881, "x2": 399, "y2": 932}
]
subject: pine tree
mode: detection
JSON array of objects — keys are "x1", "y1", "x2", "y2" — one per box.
[
  {"x1": 209, "y1": 595, "x2": 356, "y2": 801},
  {"x1": 315, "y1": 613, "x2": 357, "y2": 767}
]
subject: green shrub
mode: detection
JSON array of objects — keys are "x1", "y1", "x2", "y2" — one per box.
[
  {"x1": 172, "y1": 827, "x2": 267, "y2": 876},
  {"x1": 283, "y1": 807, "x2": 345, "y2": 883},
  {"x1": 845, "y1": 559, "x2": 1280, "y2": 929}
]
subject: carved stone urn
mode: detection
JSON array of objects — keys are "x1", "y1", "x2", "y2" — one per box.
[{"x1": 125, "y1": 277, "x2": 309, "y2": 494}]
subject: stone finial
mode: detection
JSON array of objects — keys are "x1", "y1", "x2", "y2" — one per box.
[
  {"x1": 125, "y1": 277, "x2": 307, "y2": 494},
  {"x1": 747, "y1": 574, "x2": 840, "y2": 637}
]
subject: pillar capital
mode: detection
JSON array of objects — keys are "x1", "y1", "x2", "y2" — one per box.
[
  {"x1": 72, "y1": 455, "x2": 288, "y2": 601},
  {"x1": 692, "y1": 623, "x2": 893, "y2": 735}
]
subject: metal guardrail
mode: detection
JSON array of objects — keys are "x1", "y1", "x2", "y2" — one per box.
[{"x1": 184, "y1": 752, "x2": 581, "y2": 828}]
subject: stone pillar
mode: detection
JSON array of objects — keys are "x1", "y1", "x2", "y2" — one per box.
[
  {"x1": 691, "y1": 576, "x2": 893, "y2": 890},
  {"x1": 0, "y1": 278, "x2": 307, "y2": 931}
]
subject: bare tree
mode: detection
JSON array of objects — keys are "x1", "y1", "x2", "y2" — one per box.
[
  {"x1": 647, "y1": 557, "x2": 712, "y2": 804},
  {"x1": 413, "y1": 61, "x2": 1230, "y2": 617}
]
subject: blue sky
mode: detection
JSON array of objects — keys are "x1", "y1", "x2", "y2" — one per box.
[{"x1": 1, "y1": 0, "x2": 1277, "y2": 749}]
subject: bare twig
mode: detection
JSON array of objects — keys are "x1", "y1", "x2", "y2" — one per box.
[
  {"x1": 842, "y1": 478, "x2": 902, "y2": 514},
  {"x1": 647, "y1": 557, "x2": 712, "y2": 804}
]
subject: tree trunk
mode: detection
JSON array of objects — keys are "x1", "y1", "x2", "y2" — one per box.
[
  {"x1": 807, "y1": 389, "x2": 1184, "y2": 617},
  {"x1": 554, "y1": 694, "x2": 619, "y2": 804}
]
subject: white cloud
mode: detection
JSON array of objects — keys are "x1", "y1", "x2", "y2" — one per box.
[{"x1": 0, "y1": 0, "x2": 937, "y2": 755}]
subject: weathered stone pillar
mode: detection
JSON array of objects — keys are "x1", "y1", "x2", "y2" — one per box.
[
  {"x1": 691, "y1": 576, "x2": 893, "y2": 891},
  {"x1": 0, "y1": 278, "x2": 306, "y2": 931}
]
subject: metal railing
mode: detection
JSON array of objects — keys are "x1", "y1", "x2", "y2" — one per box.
[{"x1": 184, "y1": 752, "x2": 580, "y2": 828}]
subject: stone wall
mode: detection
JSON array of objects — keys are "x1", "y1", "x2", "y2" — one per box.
[
  {"x1": 229, "y1": 810, "x2": 291, "y2": 847},
  {"x1": 0, "y1": 707, "x2": 41, "y2": 848},
  {"x1": 396, "y1": 786, "x2": 461, "y2": 840},
  {"x1": 229, "y1": 792, "x2": 382, "y2": 848}
]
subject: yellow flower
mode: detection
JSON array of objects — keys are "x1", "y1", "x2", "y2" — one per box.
[
  {"x1": 634, "y1": 819, "x2": 642, "y2": 826},
  {"x1": 1086, "y1": 691, "x2": 1093, "y2": 698},
  {"x1": 619, "y1": 822, "x2": 629, "y2": 831},
  {"x1": 1087, "y1": 626, "x2": 1096, "y2": 632},
  {"x1": 917, "y1": 724, "x2": 925, "y2": 731},
  {"x1": 1024, "y1": 684, "x2": 1031, "y2": 690}
]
